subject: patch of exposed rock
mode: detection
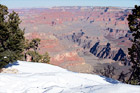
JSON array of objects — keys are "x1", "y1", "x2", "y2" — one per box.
[{"x1": 1, "y1": 68, "x2": 18, "y2": 74}]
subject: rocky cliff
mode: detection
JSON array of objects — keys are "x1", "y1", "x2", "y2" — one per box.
[{"x1": 90, "y1": 42, "x2": 126, "y2": 61}]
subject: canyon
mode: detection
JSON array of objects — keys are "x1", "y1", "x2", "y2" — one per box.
[{"x1": 10, "y1": 6, "x2": 132, "y2": 74}]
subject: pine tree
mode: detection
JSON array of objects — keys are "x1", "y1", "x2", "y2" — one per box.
[
  {"x1": 127, "y1": 5, "x2": 140, "y2": 85},
  {"x1": 41, "y1": 52, "x2": 50, "y2": 63},
  {"x1": 24, "y1": 39, "x2": 30, "y2": 61},
  {"x1": 30, "y1": 38, "x2": 41, "y2": 52},
  {"x1": 24, "y1": 38, "x2": 41, "y2": 61},
  {"x1": 0, "y1": 4, "x2": 25, "y2": 68},
  {"x1": 27, "y1": 51, "x2": 42, "y2": 62}
]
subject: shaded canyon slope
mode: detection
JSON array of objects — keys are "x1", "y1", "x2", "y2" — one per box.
[{"x1": 10, "y1": 6, "x2": 132, "y2": 73}]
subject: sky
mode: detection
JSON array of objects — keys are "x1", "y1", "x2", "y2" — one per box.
[{"x1": 0, "y1": 0, "x2": 140, "y2": 9}]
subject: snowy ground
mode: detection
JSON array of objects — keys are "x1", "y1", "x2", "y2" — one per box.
[{"x1": 0, "y1": 61, "x2": 140, "y2": 93}]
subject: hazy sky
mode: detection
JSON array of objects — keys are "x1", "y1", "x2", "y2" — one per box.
[{"x1": 0, "y1": 0, "x2": 140, "y2": 8}]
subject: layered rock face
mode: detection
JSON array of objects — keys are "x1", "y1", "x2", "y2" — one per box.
[{"x1": 10, "y1": 6, "x2": 132, "y2": 72}]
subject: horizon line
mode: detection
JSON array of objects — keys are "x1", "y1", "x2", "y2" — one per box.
[{"x1": 8, "y1": 5, "x2": 134, "y2": 9}]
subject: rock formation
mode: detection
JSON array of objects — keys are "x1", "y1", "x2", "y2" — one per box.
[{"x1": 90, "y1": 42, "x2": 126, "y2": 61}]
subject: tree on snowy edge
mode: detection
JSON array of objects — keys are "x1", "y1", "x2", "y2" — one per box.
[
  {"x1": 127, "y1": 5, "x2": 140, "y2": 85},
  {"x1": 0, "y1": 4, "x2": 25, "y2": 68},
  {"x1": 0, "y1": 4, "x2": 50, "y2": 69}
]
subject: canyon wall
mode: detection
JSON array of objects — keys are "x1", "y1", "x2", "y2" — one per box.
[{"x1": 10, "y1": 6, "x2": 132, "y2": 73}]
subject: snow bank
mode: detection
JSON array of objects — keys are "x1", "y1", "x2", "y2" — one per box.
[{"x1": 0, "y1": 61, "x2": 140, "y2": 93}]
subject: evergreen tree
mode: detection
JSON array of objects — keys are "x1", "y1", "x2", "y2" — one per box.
[
  {"x1": 27, "y1": 51, "x2": 42, "y2": 62},
  {"x1": 30, "y1": 38, "x2": 41, "y2": 52},
  {"x1": 127, "y1": 5, "x2": 140, "y2": 85},
  {"x1": 41, "y1": 52, "x2": 50, "y2": 63},
  {"x1": 24, "y1": 38, "x2": 41, "y2": 61},
  {"x1": 0, "y1": 4, "x2": 25, "y2": 68},
  {"x1": 24, "y1": 39, "x2": 30, "y2": 61}
]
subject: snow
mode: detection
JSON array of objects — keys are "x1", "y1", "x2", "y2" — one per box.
[{"x1": 0, "y1": 61, "x2": 140, "y2": 93}]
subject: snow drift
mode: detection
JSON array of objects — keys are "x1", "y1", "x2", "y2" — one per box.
[{"x1": 0, "y1": 61, "x2": 140, "y2": 93}]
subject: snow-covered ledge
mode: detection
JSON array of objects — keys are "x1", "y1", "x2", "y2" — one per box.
[{"x1": 0, "y1": 61, "x2": 140, "y2": 93}]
